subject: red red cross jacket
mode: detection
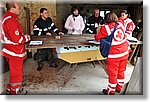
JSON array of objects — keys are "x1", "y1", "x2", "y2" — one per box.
[
  {"x1": 94, "y1": 19, "x2": 129, "y2": 60},
  {"x1": 0, "y1": 12, "x2": 30, "y2": 59},
  {"x1": 123, "y1": 17, "x2": 135, "y2": 39}
]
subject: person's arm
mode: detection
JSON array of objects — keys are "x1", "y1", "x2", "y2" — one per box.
[
  {"x1": 94, "y1": 25, "x2": 108, "y2": 41},
  {"x1": 48, "y1": 17, "x2": 60, "y2": 34},
  {"x1": 125, "y1": 21, "x2": 136, "y2": 38},
  {"x1": 86, "y1": 17, "x2": 93, "y2": 34},
  {"x1": 80, "y1": 16, "x2": 85, "y2": 32},
  {"x1": 33, "y1": 20, "x2": 42, "y2": 36},
  {"x1": 64, "y1": 15, "x2": 73, "y2": 31},
  {"x1": 6, "y1": 19, "x2": 30, "y2": 44}
]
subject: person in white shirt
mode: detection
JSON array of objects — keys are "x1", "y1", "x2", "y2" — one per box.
[{"x1": 65, "y1": 6, "x2": 85, "y2": 35}]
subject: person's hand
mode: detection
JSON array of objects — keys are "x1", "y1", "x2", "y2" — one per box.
[
  {"x1": 59, "y1": 32, "x2": 64, "y2": 35},
  {"x1": 27, "y1": 35, "x2": 31, "y2": 41},
  {"x1": 55, "y1": 35, "x2": 60, "y2": 39},
  {"x1": 72, "y1": 28, "x2": 75, "y2": 32},
  {"x1": 96, "y1": 25, "x2": 102, "y2": 33},
  {"x1": 46, "y1": 32, "x2": 52, "y2": 36}
]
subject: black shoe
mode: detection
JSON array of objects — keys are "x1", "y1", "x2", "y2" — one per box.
[
  {"x1": 6, "y1": 87, "x2": 28, "y2": 95},
  {"x1": 102, "y1": 89, "x2": 115, "y2": 95},
  {"x1": 115, "y1": 90, "x2": 121, "y2": 93},
  {"x1": 37, "y1": 63, "x2": 43, "y2": 71},
  {"x1": 102, "y1": 89, "x2": 107, "y2": 95},
  {"x1": 37, "y1": 67, "x2": 42, "y2": 71},
  {"x1": 17, "y1": 87, "x2": 28, "y2": 95},
  {"x1": 5, "y1": 89, "x2": 10, "y2": 95},
  {"x1": 49, "y1": 63, "x2": 58, "y2": 68}
]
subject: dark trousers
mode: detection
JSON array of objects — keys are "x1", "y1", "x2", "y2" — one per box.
[{"x1": 35, "y1": 48, "x2": 55, "y2": 66}]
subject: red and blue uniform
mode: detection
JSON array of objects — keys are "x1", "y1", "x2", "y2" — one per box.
[{"x1": 94, "y1": 19, "x2": 129, "y2": 95}]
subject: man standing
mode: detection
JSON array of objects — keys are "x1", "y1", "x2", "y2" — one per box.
[
  {"x1": 33, "y1": 8, "x2": 63, "y2": 71},
  {"x1": 0, "y1": 1, "x2": 30, "y2": 95},
  {"x1": 86, "y1": 8, "x2": 104, "y2": 34}
]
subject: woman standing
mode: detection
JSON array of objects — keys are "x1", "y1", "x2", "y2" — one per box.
[
  {"x1": 64, "y1": 6, "x2": 85, "y2": 34},
  {"x1": 120, "y1": 10, "x2": 135, "y2": 39},
  {"x1": 94, "y1": 12, "x2": 130, "y2": 95}
]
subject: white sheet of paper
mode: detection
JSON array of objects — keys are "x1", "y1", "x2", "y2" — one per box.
[
  {"x1": 88, "y1": 40, "x2": 100, "y2": 45},
  {"x1": 128, "y1": 37, "x2": 138, "y2": 42},
  {"x1": 29, "y1": 41, "x2": 43, "y2": 45}
]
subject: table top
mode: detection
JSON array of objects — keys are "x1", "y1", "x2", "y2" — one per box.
[
  {"x1": 26, "y1": 34, "x2": 95, "y2": 49},
  {"x1": 26, "y1": 34, "x2": 143, "y2": 49}
]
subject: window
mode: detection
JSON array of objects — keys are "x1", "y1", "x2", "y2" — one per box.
[{"x1": 100, "y1": 10, "x2": 110, "y2": 18}]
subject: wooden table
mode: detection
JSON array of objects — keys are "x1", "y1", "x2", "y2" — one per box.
[
  {"x1": 26, "y1": 34, "x2": 95, "y2": 49},
  {"x1": 26, "y1": 34, "x2": 105, "y2": 85},
  {"x1": 26, "y1": 34, "x2": 142, "y2": 85}
]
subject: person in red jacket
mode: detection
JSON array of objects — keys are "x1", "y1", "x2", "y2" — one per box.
[
  {"x1": 0, "y1": 1, "x2": 30, "y2": 95},
  {"x1": 120, "y1": 10, "x2": 135, "y2": 39},
  {"x1": 94, "y1": 11, "x2": 130, "y2": 95},
  {"x1": 120, "y1": 10, "x2": 136, "y2": 61}
]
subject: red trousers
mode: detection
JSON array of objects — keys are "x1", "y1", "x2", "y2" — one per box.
[
  {"x1": 106, "y1": 58, "x2": 128, "y2": 94},
  {"x1": 6, "y1": 57, "x2": 23, "y2": 83}
]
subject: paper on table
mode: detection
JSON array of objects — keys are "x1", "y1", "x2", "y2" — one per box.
[
  {"x1": 88, "y1": 40, "x2": 100, "y2": 45},
  {"x1": 128, "y1": 37, "x2": 138, "y2": 42},
  {"x1": 29, "y1": 41, "x2": 43, "y2": 45}
]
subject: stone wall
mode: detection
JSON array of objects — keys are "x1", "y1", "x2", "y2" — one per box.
[{"x1": 1, "y1": 0, "x2": 57, "y2": 35}]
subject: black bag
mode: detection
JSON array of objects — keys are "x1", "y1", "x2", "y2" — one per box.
[{"x1": 100, "y1": 25, "x2": 117, "y2": 58}]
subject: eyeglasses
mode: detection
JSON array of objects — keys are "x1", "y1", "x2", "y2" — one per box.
[{"x1": 43, "y1": 12, "x2": 48, "y2": 14}]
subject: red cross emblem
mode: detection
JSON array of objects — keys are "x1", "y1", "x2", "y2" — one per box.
[
  {"x1": 114, "y1": 29, "x2": 124, "y2": 41},
  {"x1": 116, "y1": 31, "x2": 122, "y2": 39}
]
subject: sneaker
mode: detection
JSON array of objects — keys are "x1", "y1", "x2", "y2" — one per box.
[
  {"x1": 6, "y1": 84, "x2": 11, "y2": 95},
  {"x1": 49, "y1": 63, "x2": 58, "y2": 68},
  {"x1": 17, "y1": 87, "x2": 28, "y2": 95},
  {"x1": 102, "y1": 89, "x2": 107, "y2": 95},
  {"x1": 10, "y1": 87, "x2": 28, "y2": 95},
  {"x1": 102, "y1": 89, "x2": 115, "y2": 95},
  {"x1": 6, "y1": 89, "x2": 10, "y2": 95}
]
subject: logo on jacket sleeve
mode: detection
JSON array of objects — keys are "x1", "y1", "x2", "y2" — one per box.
[
  {"x1": 15, "y1": 30, "x2": 19, "y2": 35},
  {"x1": 34, "y1": 25, "x2": 37, "y2": 28}
]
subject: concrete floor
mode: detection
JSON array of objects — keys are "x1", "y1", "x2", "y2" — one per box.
[{"x1": 0, "y1": 58, "x2": 134, "y2": 95}]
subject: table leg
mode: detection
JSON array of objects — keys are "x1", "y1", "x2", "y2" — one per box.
[
  {"x1": 55, "y1": 60, "x2": 66, "y2": 72},
  {"x1": 63, "y1": 63, "x2": 78, "y2": 85},
  {"x1": 91, "y1": 61, "x2": 96, "y2": 68}
]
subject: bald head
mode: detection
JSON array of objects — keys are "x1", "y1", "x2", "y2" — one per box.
[
  {"x1": 6, "y1": 0, "x2": 20, "y2": 15},
  {"x1": 94, "y1": 8, "x2": 100, "y2": 18}
]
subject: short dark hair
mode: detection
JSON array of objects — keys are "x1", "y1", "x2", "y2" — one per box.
[
  {"x1": 104, "y1": 11, "x2": 118, "y2": 23},
  {"x1": 71, "y1": 6, "x2": 78, "y2": 13},
  {"x1": 120, "y1": 9, "x2": 130, "y2": 17},
  {"x1": 120, "y1": 9, "x2": 129, "y2": 14},
  {"x1": 6, "y1": 1, "x2": 16, "y2": 11},
  {"x1": 40, "y1": 8, "x2": 47, "y2": 13}
]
